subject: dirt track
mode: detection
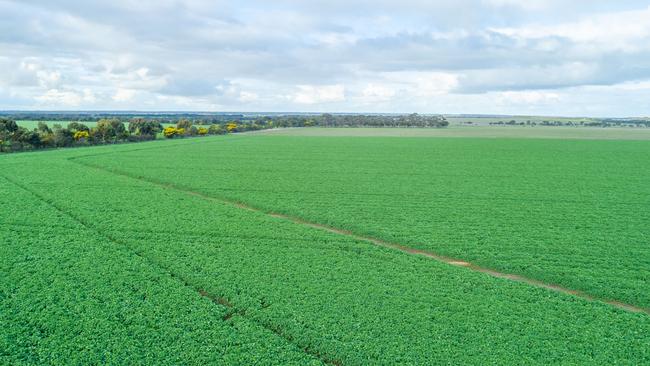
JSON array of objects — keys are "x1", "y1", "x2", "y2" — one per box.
[{"x1": 71, "y1": 155, "x2": 650, "y2": 316}]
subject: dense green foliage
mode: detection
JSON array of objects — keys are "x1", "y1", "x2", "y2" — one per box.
[
  {"x1": 255, "y1": 113, "x2": 449, "y2": 128},
  {"x1": 4, "y1": 113, "x2": 449, "y2": 153},
  {"x1": 0, "y1": 174, "x2": 320, "y2": 365},
  {"x1": 1, "y1": 117, "x2": 257, "y2": 153},
  {"x1": 89, "y1": 135, "x2": 650, "y2": 308},
  {"x1": 3, "y1": 111, "x2": 449, "y2": 128},
  {"x1": 1, "y1": 112, "x2": 250, "y2": 123},
  {"x1": 487, "y1": 119, "x2": 650, "y2": 127},
  {"x1": 2, "y1": 134, "x2": 649, "y2": 364}
]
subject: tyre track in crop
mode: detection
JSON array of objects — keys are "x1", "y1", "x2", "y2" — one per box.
[
  {"x1": 0, "y1": 173, "x2": 340, "y2": 366},
  {"x1": 68, "y1": 156, "x2": 650, "y2": 316}
]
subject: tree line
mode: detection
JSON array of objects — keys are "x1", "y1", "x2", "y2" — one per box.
[
  {"x1": 0, "y1": 113, "x2": 449, "y2": 153},
  {"x1": 488, "y1": 119, "x2": 650, "y2": 128},
  {"x1": 258, "y1": 113, "x2": 448, "y2": 128},
  {"x1": 2, "y1": 112, "x2": 249, "y2": 124},
  {"x1": 0, "y1": 118, "x2": 258, "y2": 153},
  {"x1": 0, "y1": 112, "x2": 449, "y2": 128}
]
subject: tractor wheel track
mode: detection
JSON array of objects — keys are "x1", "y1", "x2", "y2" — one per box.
[{"x1": 67, "y1": 156, "x2": 650, "y2": 316}]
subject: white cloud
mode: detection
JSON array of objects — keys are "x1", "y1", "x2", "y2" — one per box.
[
  {"x1": 456, "y1": 62, "x2": 601, "y2": 93},
  {"x1": 292, "y1": 84, "x2": 345, "y2": 104},
  {"x1": 482, "y1": 0, "x2": 551, "y2": 10},
  {"x1": 381, "y1": 71, "x2": 459, "y2": 97},
  {"x1": 492, "y1": 6, "x2": 650, "y2": 50},
  {"x1": 35, "y1": 89, "x2": 83, "y2": 106},
  {"x1": 361, "y1": 83, "x2": 396, "y2": 102},
  {"x1": 112, "y1": 88, "x2": 137, "y2": 102},
  {"x1": 238, "y1": 91, "x2": 259, "y2": 103},
  {"x1": 495, "y1": 90, "x2": 561, "y2": 105},
  {"x1": 36, "y1": 70, "x2": 62, "y2": 88},
  {"x1": 82, "y1": 88, "x2": 97, "y2": 103},
  {"x1": 1, "y1": 1, "x2": 650, "y2": 115},
  {"x1": 609, "y1": 80, "x2": 650, "y2": 91}
]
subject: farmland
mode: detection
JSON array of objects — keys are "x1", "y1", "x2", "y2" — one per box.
[
  {"x1": 256, "y1": 125, "x2": 650, "y2": 140},
  {"x1": 2, "y1": 130, "x2": 650, "y2": 364},
  {"x1": 16, "y1": 120, "x2": 83, "y2": 129}
]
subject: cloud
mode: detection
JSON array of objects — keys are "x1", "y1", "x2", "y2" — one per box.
[
  {"x1": 361, "y1": 84, "x2": 396, "y2": 102},
  {"x1": 112, "y1": 88, "x2": 137, "y2": 102},
  {"x1": 481, "y1": 0, "x2": 551, "y2": 11},
  {"x1": 159, "y1": 78, "x2": 222, "y2": 97},
  {"x1": 495, "y1": 90, "x2": 561, "y2": 105},
  {"x1": 491, "y1": 6, "x2": 650, "y2": 46},
  {"x1": 35, "y1": 88, "x2": 96, "y2": 107},
  {"x1": 238, "y1": 91, "x2": 259, "y2": 103},
  {"x1": 1, "y1": 0, "x2": 650, "y2": 115},
  {"x1": 291, "y1": 85, "x2": 346, "y2": 104}
]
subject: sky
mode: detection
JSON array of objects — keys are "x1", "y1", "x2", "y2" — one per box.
[{"x1": 1, "y1": 1, "x2": 650, "y2": 116}]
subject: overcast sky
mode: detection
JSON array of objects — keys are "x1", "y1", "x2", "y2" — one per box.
[{"x1": 1, "y1": 0, "x2": 650, "y2": 116}]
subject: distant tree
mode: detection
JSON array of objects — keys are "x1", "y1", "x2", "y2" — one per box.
[
  {"x1": 128, "y1": 118, "x2": 162, "y2": 139},
  {"x1": 113, "y1": 120, "x2": 128, "y2": 140},
  {"x1": 208, "y1": 124, "x2": 224, "y2": 135},
  {"x1": 95, "y1": 119, "x2": 127, "y2": 143},
  {"x1": 177, "y1": 119, "x2": 192, "y2": 130},
  {"x1": 95, "y1": 119, "x2": 115, "y2": 142},
  {"x1": 128, "y1": 118, "x2": 146, "y2": 130},
  {"x1": 40, "y1": 131, "x2": 55, "y2": 147},
  {"x1": 0, "y1": 118, "x2": 18, "y2": 133},
  {"x1": 52, "y1": 126, "x2": 74, "y2": 147},
  {"x1": 10, "y1": 128, "x2": 41, "y2": 150},
  {"x1": 0, "y1": 119, "x2": 20, "y2": 150},
  {"x1": 68, "y1": 122, "x2": 90, "y2": 132},
  {"x1": 321, "y1": 113, "x2": 335, "y2": 127},
  {"x1": 37, "y1": 122, "x2": 52, "y2": 134}
]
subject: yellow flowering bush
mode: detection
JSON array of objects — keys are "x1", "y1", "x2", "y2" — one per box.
[
  {"x1": 73, "y1": 130, "x2": 90, "y2": 141},
  {"x1": 226, "y1": 123, "x2": 238, "y2": 132},
  {"x1": 163, "y1": 127, "x2": 185, "y2": 138}
]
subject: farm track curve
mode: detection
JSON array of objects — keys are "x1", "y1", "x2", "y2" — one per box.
[{"x1": 67, "y1": 153, "x2": 650, "y2": 316}]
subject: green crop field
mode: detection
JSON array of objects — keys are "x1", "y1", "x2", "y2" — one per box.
[
  {"x1": 2, "y1": 130, "x2": 649, "y2": 364},
  {"x1": 16, "y1": 120, "x2": 96, "y2": 129},
  {"x1": 16, "y1": 120, "x2": 178, "y2": 129}
]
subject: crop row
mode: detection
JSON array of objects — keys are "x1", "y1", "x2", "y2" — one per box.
[
  {"x1": 2, "y1": 147, "x2": 649, "y2": 364},
  {"x1": 0, "y1": 175, "x2": 322, "y2": 365},
  {"x1": 83, "y1": 136, "x2": 650, "y2": 308}
]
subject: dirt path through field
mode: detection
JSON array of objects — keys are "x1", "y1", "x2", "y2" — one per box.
[
  {"x1": 70, "y1": 157, "x2": 650, "y2": 316},
  {"x1": 271, "y1": 213, "x2": 650, "y2": 315}
]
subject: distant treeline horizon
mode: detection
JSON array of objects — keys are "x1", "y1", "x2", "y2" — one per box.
[
  {"x1": 0, "y1": 113, "x2": 449, "y2": 153},
  {"x1": 1, "y1": 111, "x2": 648, "y2": 119},
  {"x1": 0, "y1": 111, "x2": 449, "y2": 124}
]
